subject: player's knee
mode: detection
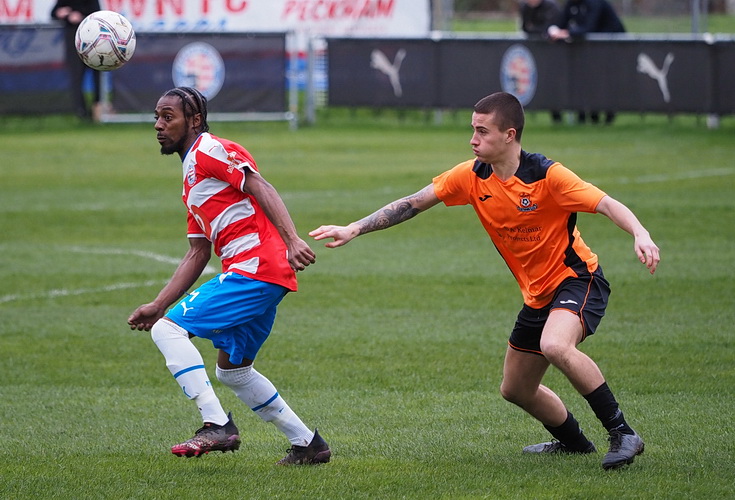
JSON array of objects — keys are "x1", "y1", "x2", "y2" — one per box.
[
  {"x1": 500, "y1": 377, "x2": 540, "y2": 409},
  {"x1": 150, "y1": 319, "x2": 188, "y2": 344},
  {"x1": 499, "y1": 379, "x2": 522, "y2": 405},
  {"x1": 539, "y1": 341, "x2": 571, "y2": 367}
]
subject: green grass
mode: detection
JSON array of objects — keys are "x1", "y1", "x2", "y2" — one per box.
[
  {"x1": 452, "y1": 13, "x2": 735, "y2": 34},
  {"x1": 1, "y1": 113, "x2": 734, "y2": 499}
]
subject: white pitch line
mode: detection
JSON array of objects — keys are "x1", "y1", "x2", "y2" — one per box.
[
  {"x1": 582, "y1": 167, "x2": 734, "y2": 187},
  {"x1": 3, "y1": 167, "x2": 731, "y2": 304},
  {"x1": 282, "y1": 168, "x2": 735, "y2": 201},
  {"x1": 0, "y1": 247, "x2": 217, "y2": 305},
  {"x1": 607, "y1": 167, "x2": 735, "y2": 185},
  {"x1": 65, "y1": 246, "x2": 218, "y2": 274},
  {"x1": 0, "y1": 279, "x2": 169, "y2": 304}
]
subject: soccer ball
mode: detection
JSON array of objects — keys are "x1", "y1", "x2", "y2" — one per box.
[{"x1": 75, "y1": 10, "x2": 136, "y2": 71}]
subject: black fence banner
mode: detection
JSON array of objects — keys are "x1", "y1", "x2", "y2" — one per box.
[{"x1": 327, "y1": 35, "x2": 735, "y2": 115}]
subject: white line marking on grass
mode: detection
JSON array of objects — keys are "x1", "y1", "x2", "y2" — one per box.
[
  {"x1": 0, "y1": 200, "x2": 165, "y2": 214},
  {"x1": 592, "y1": 167, "x2": 734, "y2": 186},
  {"x1": 65, "y1": 246, "x2": 217, "y2": 274},
  {"x1": 0, "y1": 247, "x2": 217, "y2": 304},
  {"x1": 0, "y1": 280, "x2": 169, "y2": 304},
  {"x1": 619, "y1": 168, "x2": 734, "y2": 184},
  {"x1": 284, "y1": 169, "x2": 734, "y2": 201}
]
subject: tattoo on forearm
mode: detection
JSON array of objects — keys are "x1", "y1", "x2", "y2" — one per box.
[{"x1": 357, "y1": 198, "x2": 421, "y2": 235}]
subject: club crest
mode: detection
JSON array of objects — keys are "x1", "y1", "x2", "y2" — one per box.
[
  {"x1": 172, "y1": 42, "x2": 225, "y2": 101},
  {"x1": 517, "y1": 193, "x2": 538, "y2": 212}
]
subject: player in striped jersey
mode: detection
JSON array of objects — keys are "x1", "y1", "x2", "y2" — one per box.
[
  {"x1": 128, "y1": 87, "x2": 330, "y2": 465},
  {"x1": 310, "y1": 92, "x2": 659, "y2": 470}
]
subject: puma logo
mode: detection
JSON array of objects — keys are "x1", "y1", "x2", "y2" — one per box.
[
  {"x1": 371, "y1": 49, "x2": 407, "y2": 97},
  {"x1": 637, "y1": 52, "x2": 675, "y2": 103},
  {"x1": 181, "y1": 302, "x2": 194, "y2": 316}
]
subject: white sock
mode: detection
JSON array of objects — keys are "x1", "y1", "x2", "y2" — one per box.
[
  {"x1": 216, "y1": 365, "x2": 313, "y2": 446},
  {"x1": 151, "y1": 320, "x2": 228, "y2": 426}
]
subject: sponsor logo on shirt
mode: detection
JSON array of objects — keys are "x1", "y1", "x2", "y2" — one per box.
[{"x1": 226, "y1": 151, "x2": 238, "y2": 173}]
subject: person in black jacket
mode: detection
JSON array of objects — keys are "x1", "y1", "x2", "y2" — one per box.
[
  {"x1": 549, "y1": 0, "x2": 625, "y2": 40},
  {"x1": 519, "y1": 0, "x2": 563, "y2": 123},
  {"x1": 520, "y1": 0, "x2": 562, "y2": 39},
  {"x1": 51, "y1": 0, "x2": 102, "y2": 120},
  {"x1": 548, "y1": 0, "x2": 626, "y2": 124}
]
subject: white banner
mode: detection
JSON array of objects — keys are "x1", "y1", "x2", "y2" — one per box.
[{"x1": 2, "y1": 0, "x2": 431, "y2": 36}]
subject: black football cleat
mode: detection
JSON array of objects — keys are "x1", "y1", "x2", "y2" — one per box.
[
  {"x1": 602, "y1": 430, "x2": 644, "y2": 470},
  {"x1": 276, "y1": 428, "x2": 331, "y2": 465},
  {"x1": 171, "y1": 412, "x2": 241, "y2": 458}
]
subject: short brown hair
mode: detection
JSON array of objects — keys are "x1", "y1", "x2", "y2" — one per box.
[{"x1": 474, "y1": 92, "x2": 525, "y2": 142}]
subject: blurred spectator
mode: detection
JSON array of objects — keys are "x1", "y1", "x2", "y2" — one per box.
[
  {"x1": 51, "y1": 0, "x2": 102, "y2": 121},
  {"x1": 519, "y1": 0, "x2": 563, "y2": 124},
  {"x1": 520, "y1": 0, "x2": 562, "y2": 39},
  {"x1": 547, "y1": 0, "x2": 626, "y2": 124}
]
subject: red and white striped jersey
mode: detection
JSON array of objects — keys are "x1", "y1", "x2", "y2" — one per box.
[{"x1": 181, "y1": 133, "x2": 297, "y2": 291}]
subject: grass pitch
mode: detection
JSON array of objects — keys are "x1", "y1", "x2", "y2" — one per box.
[{"x1": 1, "y1": 111, "x2": 733, "y2": 499}]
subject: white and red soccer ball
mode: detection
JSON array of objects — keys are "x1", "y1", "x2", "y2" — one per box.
[{"x1": 75, "y1": 10, "x2": 136, "y2": 71}]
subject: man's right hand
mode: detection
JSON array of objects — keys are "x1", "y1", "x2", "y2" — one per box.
[
  {"x1": 127, "y1": 303, "x2": 165, "y2": 331},
  {"x1": 309, "y1": 224, "x2": 360, "y2": 248}
]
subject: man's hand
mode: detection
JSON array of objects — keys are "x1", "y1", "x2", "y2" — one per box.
[
  {"x1": 127, "y1": 303, "x2": 166, "y2": 331},
  {"x1": 68, "y1": 10, "x2": 84, "y2": 24},
  {"x1": 286, "y1": 237, "x2": 317, "y2": 271},
  {"x1": 309, "y1": 224, "x2": 360, "y2": 248},
  {"x1": 547, "y1": 25, "x2": 570, "y2": 41},
  {"x1": 633, "y1": 233, "x2": 660, "y2": 275},
  {"x1": 309, "y1": 185, "x2": 439, "y2": 248}
]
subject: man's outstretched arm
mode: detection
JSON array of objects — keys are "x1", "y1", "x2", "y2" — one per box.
[{"x1": 309, "y1": 184, "x2": 440, "y2": 248}]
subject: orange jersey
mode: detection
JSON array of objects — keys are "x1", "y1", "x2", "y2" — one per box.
[{"x1": 433, "y1": 151, "x2": 607, "y2": 308}]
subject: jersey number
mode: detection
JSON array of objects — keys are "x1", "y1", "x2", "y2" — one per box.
[{"x1": 190, "y1": 204, "x2": 213, "y2": 240}]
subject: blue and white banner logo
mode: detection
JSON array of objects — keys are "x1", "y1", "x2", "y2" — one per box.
[
  {"x1": 500, "y1": 44, "x2": 537, "y2": 106},
  {"x1": 172, "y1": 42, "x2": 225, "y2": 101}
]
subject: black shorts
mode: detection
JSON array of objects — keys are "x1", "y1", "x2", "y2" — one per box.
[{"x1": 508, "y1": 267, "x2": 610, "y2": 356}]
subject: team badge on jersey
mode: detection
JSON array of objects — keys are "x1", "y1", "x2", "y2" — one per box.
[
  {"x1": 517, "y1": 193, "x2": 538, "y2": 212},
  {"x1": 186, "y1": 164, "x2": 197, "y2": 186},
  {"x1": 500, "y1": 44, "x2": 537, "y2": 106}
]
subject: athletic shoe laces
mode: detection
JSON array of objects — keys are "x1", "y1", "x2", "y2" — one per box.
[{"x1": 608, "y1": 431, "x2": 624, "y2": 452}]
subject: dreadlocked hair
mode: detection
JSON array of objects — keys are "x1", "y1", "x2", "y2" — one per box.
[{"x1": 163, "y1": 87, "x2": 210, "y2": 134}]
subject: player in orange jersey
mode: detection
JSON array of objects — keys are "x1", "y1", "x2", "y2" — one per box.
[{"x1": 310, "y1": 92, "x2": 659, "y2": 470}]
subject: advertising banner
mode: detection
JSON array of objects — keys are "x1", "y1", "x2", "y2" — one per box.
[
  {"x1": 0, "y1": 26, "x2": 69, "y2": 114},
  {"x1": 327, "y1": 36, "x2": 735, "y2": 115},
  {"x1": 110, "y1": 32, "x2": 287, "y2": 115},
  {"x1": 0, "y1": 27, "x2": 287, "y2": 117},
  {"x1": 0, "y1": 0, "x2": 431, "y2": 36}
]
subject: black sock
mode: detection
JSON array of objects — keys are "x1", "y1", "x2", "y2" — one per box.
[
  {"x1": 583, "y1": 382, "x2": 634, "y2": 434},
  {"x1": 544, "y1": 411, "x2": 594, "y2": 451}
]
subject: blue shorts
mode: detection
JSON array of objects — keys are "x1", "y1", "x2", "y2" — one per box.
[
  {"x1": 508, "y1": 267, "x2": 610, "y2": 356},
  {"x1": 165, "y1": 272, "x2": 288, "y2": 365}
]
